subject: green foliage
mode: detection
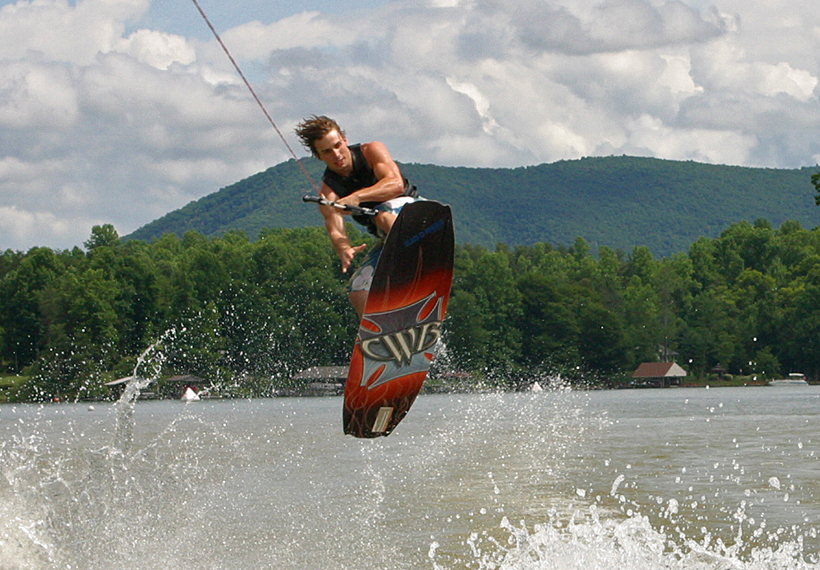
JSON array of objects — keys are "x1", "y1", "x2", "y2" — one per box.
[
  {"x1": 446, "y1": 246, "x2": 522, "y2": 376},
  {"x1": 813, "y1": 171, "x2": 820, "y2": 206},
  {"x1": 85, "y1": 224, "x2": 121, "y2": 250},
  {"x1": 0, "y1": 375, "x2": 28, "y2": 403},
  {"x1": 3, "y1": 213, "x2": 820, "y2": 400}
]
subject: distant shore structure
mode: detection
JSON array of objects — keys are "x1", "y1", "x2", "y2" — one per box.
[
  {"x1": 768, "y1": 372, "x2": 809, "y2": 386},
  {"x1": 631, "y1": 362, "x2": 688, "y2": 388}
]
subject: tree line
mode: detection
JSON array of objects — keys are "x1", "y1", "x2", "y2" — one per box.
[{"x1": 1, "y1": 217, "x2": 819, "y2": 401}]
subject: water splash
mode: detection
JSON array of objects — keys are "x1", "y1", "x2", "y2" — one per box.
[
  {"x1": 430, "y1": 508, "x2": 817, "y2": 570},
  {"x1": 0, "y1": 404, "x2": 244, "y2": 569},
  {"x1": 113, "y1": 329, "x2": 176, "y2": 455},
  {"x1": 2, "y1": 378, "x2": 818, "y2": 569},
  {"x1": 425, "y1": 386, "x2": 820, "y2": 570}
]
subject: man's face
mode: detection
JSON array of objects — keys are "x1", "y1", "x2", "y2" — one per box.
[{"x1": 314, "y1": 129, "x2": 352, "y2": 176}]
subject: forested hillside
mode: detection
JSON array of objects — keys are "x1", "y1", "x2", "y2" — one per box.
[
  {"x1": 127, "y1": 156, "x2": 820, "y2": 257},
  {"x1": 3, "y1": 219, "x2": 820, "y2": 402}
]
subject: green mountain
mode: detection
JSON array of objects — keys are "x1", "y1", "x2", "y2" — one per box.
[{"x1": 126, "y1": 156, "x2": 820, "y2": 257}]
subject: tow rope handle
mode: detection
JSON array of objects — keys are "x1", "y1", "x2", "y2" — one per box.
[{"x1": 302, "y1": 195, "x2": 378, "y2": 217}]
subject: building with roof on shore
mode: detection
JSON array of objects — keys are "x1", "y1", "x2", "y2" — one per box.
[
  {"x1": 632, "y1": 362, "x2": 688, "y2": 388},
  {"x1": 291, "y1": 366, "x2": 347, "y2": 395}
]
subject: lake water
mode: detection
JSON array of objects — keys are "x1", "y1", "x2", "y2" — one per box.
[{"x1": 1, "y1": 384, "x2": 819, "y2": 569}]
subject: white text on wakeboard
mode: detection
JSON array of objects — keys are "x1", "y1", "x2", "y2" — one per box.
[
  {"x1": 358, "y1": 293, "x2": 444, "y2": 390},
  {"x1": 361, "y1": 322, "x2": 442, "y2": 367}
]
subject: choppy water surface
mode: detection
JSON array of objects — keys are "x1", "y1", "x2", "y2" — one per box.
[{"x1": 1, "y1": 384, "x2": 818, "y2": 569}]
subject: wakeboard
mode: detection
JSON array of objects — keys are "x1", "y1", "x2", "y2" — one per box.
[{"x1": 343, "y1": 200, "x2": 454, "y2": 438}]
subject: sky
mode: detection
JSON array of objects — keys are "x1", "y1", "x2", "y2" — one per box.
[{"x1": 1, "y1": 0, "x2": 819, "y2": 251}]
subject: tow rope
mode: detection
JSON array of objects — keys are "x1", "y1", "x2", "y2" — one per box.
[{"x1": 190, "y1": 0, "x2": 319, "y2": 192}]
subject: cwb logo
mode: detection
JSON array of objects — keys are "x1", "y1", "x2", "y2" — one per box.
[
  {"x1": 361, "y1": 321, "x2": 442, "y2": 367},
  {"x1": 357, "y1": 292, "x2": 445, "y2": 390}
]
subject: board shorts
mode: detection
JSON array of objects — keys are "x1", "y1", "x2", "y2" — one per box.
[{"x1": 348, "y1": 196, "x2": 420, "y2": 293}]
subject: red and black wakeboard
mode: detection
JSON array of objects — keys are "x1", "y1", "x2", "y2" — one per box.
[{"x1": 343, "y1": 200, "x2": 454, "y2": 438}]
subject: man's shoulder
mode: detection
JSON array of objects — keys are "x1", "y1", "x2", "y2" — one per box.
[
  {"x1": 360, "y1": 141, "x2": 393, "y2": 163},
  {"x1": 360, "y1": 141, "x2": 385, "y2": 152}
]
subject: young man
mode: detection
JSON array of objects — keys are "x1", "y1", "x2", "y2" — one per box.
[{"x1": 295, "y1": 116, "x2": 419, "y2": 317}]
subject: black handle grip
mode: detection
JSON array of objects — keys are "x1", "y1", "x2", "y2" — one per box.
[{"x1": 302, "y1": 195, "x2": 377, "y2": 216}]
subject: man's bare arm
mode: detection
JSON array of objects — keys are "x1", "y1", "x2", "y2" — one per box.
[
  {"x1": 319, "y1": 185, "x2": 366, "y2": 272},
  {"x1": 334, "y1": 141, "x2": 405, "y2": 208}
]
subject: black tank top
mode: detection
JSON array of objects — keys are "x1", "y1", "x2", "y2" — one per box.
[{"x1": 322, "y1": 144, "x2": 417, "y2": 234}]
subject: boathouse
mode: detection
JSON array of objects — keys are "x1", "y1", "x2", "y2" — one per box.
[
  {"x1": 291, "y1": 366, "x2": 347, "y2": 395},
  {"x1": 632, "y1": 362, "x2": 688, "y2": 388},
  {"x1": 166, "y1": 375, "x2": 207, "y2": 399}
]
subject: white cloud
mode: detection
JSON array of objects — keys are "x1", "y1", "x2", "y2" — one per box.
[
  {"x1": 659, "y1": 54, "x2": 702, "y2": 97},
  {"x1": 0, "y1": 205, "x2": 84, "y2": 250},
  {"x1": 446, "y1": 78, "x2": 499, "y2": 135},
  {"x1": 220, "y1": 12, "x2": 357, "y2": 60},
  {"x1": 0, "y1": 61, "x2": 78, "y2": 128},
  {"x1": 626, "y1": 113, "x2": 757, "y2": 164},
  {"x1": 0, "y1": 0, "x2": 819, "y2": 251},
  {"x1": 691, "y1": 39, "x2": 818, "y2": 102},
  {"x1": 0, "y1": 0, "x2": 149, "y2": 64},
  {"x1": 755, "y1": 62, "x2": 817, "y2": 101},
  {"x1": 149, "y1": 157, "x2": 268, "y2": 186},
  {"x1": 117, "y1": 28, "x2": 196, "y2": 70},
  {"x1": 0, "y1": 156, "x2": 43, "y2": 181}
]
